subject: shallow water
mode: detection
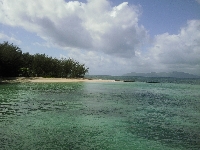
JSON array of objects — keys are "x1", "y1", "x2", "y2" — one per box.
[{"x1": 0, "y1": 80, "x2": 200, "y2": 150}]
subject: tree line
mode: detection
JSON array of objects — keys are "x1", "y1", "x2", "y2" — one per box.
[{"x1": 0, "y1": 42, "x2": 89, "y2": 78}]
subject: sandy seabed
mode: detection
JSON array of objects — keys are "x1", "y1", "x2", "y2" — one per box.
[{"x1": 1, "y1": 77, "x2": 116, "y2": 83}]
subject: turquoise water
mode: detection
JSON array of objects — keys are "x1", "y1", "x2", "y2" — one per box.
[{"x1": 0, "y1": 80, "x2": 200, "y2": 149}]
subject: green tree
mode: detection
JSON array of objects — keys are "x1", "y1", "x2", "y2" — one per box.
[
  {"x1": 0, "y1": 41, "x2": 89, "y2": 78},
  {"x1": 32, "y1": 54, "x2": 48, "y2": 77},
  {"x1": 61, "y1": 58, "x2": 88, "y2": 78},
  {"x1": 20, "y1": 52, "x2": 34, "y2": 77},
  {"x1": 0, "y1": 42, "x2": 22, "y2": 77}
]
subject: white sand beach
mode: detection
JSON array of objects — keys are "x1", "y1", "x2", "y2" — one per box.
[
  {"x1": 1, "y1": 77, "x2": 116, "y2": 83},
  {"x1": 29, "y1": 77, "x2": 115, "y2": 83}
]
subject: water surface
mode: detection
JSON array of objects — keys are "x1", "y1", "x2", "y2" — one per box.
[{"x1": 0, "y1": 80, "x2": 200, "y2": 149}]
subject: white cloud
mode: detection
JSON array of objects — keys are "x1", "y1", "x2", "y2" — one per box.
[
  {"x1": 148, "y1": 20, "x2": 200, "y2": 75},
  {"x1": 0, "y1": 0, "x2": 199, "y2": 75},
  {"x1": 196, "y1": 0, "x2": 200, "y2": 4},
  {"x1": 0, "y1": 32, "x2": 21, "y2": 44},
  {"x1": 0, "y1": 0, "x2": 147, "y2": 58},
  {"x1": 68, "y1": 19, "x2": 200, "y2": 75},
  {"x1": 60, "y1": 49, "x2": 136, "y2": 75}
]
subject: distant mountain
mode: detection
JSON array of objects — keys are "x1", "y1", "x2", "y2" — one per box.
[{"x1": 123, "y1": 71, "x2": 200, "y2": 78}]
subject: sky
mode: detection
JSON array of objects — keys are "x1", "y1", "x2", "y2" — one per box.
[{"x1": 0, "y1": 0, "x2": 200, "y2": 75}]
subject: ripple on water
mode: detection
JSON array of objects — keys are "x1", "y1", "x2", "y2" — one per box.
[{"x1": 0, "y1": 82, "x2": 200, "y2": 149}]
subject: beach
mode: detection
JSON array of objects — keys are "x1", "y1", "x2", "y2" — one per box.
[{"x1": 0, "y1": 77, "x2": 116, "y2": 83}]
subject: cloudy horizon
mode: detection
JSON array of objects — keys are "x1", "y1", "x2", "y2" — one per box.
[{"x1": 0, "y1": 0, "x2": 200, "y2": 75}]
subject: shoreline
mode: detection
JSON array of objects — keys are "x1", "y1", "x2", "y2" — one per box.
[{"x1": 0, "y1": 77, "x2": 116, "y2": 83}]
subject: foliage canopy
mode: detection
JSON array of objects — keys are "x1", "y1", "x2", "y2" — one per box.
[{"x1": 0, "y1": 42, "x2": 88, "y2": 78}]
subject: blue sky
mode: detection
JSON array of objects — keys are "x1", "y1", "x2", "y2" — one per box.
[{"x1": 0, "y1": 0, "x2": 200, "y2": 75}]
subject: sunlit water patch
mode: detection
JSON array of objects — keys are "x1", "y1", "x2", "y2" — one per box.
[{"x1": 0, "y1": 81, "x2": 200, "y2": 149}]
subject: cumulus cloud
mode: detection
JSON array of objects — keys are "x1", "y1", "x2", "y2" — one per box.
[
  {"x1": 58, "y1": 19, "x2": 200, "y2": 75},
  {"x1": 0, "y1": 0, "x2": 199, "y2": 75},
  {"x1": 0, "y1": 0, "x2": 147, "y2": 57},
  {"x1": 148, "y1": 20, "x2": 200, "y2": 74}
]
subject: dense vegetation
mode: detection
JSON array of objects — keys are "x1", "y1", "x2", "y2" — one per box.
[{"x1": 0, "y1": 42, "x2": 88, "y2": 78}]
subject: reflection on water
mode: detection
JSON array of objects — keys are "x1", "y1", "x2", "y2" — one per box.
[{"x1": 0, "y1": 81, "x2": 200, "y2": 149}]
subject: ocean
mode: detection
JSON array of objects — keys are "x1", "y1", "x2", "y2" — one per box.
[{"x1": 0, "y1": 77, "x2": 200, "y2": 150}]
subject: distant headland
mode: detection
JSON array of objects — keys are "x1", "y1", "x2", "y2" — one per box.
[{"x1": 123, "y1": 71, "x2": 200, "y2": 78}]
